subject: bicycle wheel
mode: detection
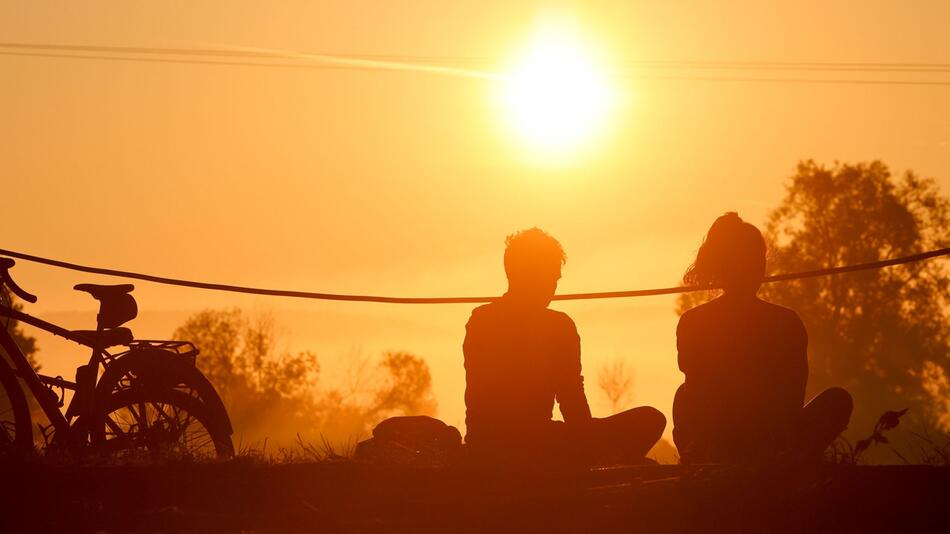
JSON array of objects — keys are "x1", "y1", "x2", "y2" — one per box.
[
  {"x1": 96, "y1": 387, "x2": 234, "y2": 459},
  {"x1": 0, "y1": 361, "x2": 32, "y2": 456},
  {"x1": 96, "y1": 347, "x2": 233, "y2": 435}
]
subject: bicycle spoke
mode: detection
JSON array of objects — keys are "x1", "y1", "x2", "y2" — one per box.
[
  {"x1": 98, "y1": 392, "x2": 227, "y2": 459},
  {"x1": 104, "y1": 416, "x2": 124, "y2": 436},
  {"x1": 0, "y1": 421, "x2": 16, "y2": 444},
  {"x1": 137, "y1": 401, "x2": 149, "y2": 432}
]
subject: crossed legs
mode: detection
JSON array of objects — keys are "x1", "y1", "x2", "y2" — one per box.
[
  {"x1": 672, "y1": 384, "x2": 853, "y2": 463},
  {"x1": 582, "y1": 406, "x2": 667, "y2": 464}
]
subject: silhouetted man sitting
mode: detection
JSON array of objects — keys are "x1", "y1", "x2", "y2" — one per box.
[
  {"x1": 463, "y1": 228, "x2": 666, "y2": 466},
  {"x1": 674, "y1": 213, "x2": 854, "y2": 464}
]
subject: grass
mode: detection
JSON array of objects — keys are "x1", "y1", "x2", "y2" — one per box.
[
  {"x1": 232, "y1": 434, "x2": 360, "y2": 464},
  {"x1": 3, "y1": 456, "x2": 948, "y2": 532},
  {"x1": 6, "y1": 420, "x2": 948, "y2": 532}
]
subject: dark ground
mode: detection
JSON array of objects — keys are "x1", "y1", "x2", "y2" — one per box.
[{"x1": 2, "y1": 460, "x2": 948, "y2": 532}]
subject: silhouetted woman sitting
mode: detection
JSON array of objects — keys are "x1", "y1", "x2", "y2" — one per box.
[{"x1": 673, "y1": 212, "x2": 853, "y2": 464}]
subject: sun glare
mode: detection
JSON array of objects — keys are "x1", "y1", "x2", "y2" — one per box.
[{"x1": 500, "y1": 23, "x2": 617, "y2": 159}]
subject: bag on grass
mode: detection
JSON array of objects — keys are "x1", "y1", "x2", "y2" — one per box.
[{"x1": 355, "y1": 415, "x2": 462, "y2": 466}]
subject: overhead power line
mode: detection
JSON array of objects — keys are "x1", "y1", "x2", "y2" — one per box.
[
  {"x1": 625, "y1": 75, "x2": 950, "y2": 86},
  {"x1": 1, "y1": 247, "x2": 948, "y2": 305},
  {"x1": 0, "y1": 42, "x2": 498, "y2": 80},
  {"x1": 2, "y1": 42, "x2": 950, "y2": 71},
  {"x1": 0, "y1": 51, "x2": 395, "y2": 73},
  {"x1": 2, "y1": 42, "x2": 950, "y2": 86},
  {"x1": 5, "y1": 51, "x2": 950, "y2": 86}
]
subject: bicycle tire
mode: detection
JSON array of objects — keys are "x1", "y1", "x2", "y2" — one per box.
[
  {"x1": 0, "y1": 360, "x2": 32, "y2": 456},
  {"x1": 95, "y1": 387, "x2": 234, "y2": 459},
  {"x1": 96, "y1": 347, "x2": 233, "y2": 434}
]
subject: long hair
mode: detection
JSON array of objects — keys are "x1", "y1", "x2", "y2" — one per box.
[{"x1": 683, "y1": 212, "x2": 766, "y2": 289}]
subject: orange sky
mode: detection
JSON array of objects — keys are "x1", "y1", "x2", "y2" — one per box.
[{"x1": 2, "y1": 1, "x2": 949, "y2": 438}]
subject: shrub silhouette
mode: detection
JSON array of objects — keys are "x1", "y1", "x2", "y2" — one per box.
[
  {"x1": 173, "y1": 308, "x2": 436, "y2": 449},
  {"x1": 1, "y1": 286, "x2": 39, "y2": 371}
]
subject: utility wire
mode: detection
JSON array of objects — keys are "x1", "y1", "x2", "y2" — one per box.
[
  {"x1": 3, "y1": 43, "x2": 950, "y2": 71},
  {"x1": 1, "y1": 247, "x2": 947, "y2": 305},
  {"x1": 2, "y1": 42, "x2": 950, "y2": 86},
  {"x1": 619, "y1": 75, "x2": 950, "y2": 87},
  {"x1": 0, "y1": 51, "x2": 406, "y2": 73},
  {"x1": 4, "y1": 51, "x2": 949, "y2": 86},
  {"x1": 0, "y1": 46, "x2": 498, "y2": 80}
]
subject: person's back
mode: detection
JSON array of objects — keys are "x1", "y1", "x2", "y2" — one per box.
[
  {"x1": 675, "y1": 294, "x2": 808, "y2": 460},
  {"x1": 673, "y1": 213, "x2": 852, "y2": 464},
  {"x1": 464, "y1": 299, "x2": 588, "y2": 449}
]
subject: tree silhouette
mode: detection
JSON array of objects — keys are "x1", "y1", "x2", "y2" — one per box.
[
  {"x1": 1, "y1": 286, "x2": 39, "y2": 371},
  {"x1": 317, "y1": 351, "x2": 438, "y2": 441},
  {"x1": 678, "y1": 160, "x2": 950, "y2": 456},
  {"x1": 596, "y1": 357, "x2": 679, "y2": 463},
  {"x1": 597, "y1": 357, "x2": 634, "y2": 414},
  {"x1": 173, "y1": 308, "x2": 320, "y2": 445},
  {"x1": 372, "y1": 351, "x2": 438, "y2": 417},
  {"x1": 173, "y1": 308, "x2": 437, "y2": 448}
]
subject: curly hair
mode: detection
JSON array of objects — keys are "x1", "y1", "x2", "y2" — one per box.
[
  {"x1": 683, "y1": 212, "x2": 766, "y2": 288},
  {"x1": 503, "y1": 227, "x2": 566, "y2": 280}
]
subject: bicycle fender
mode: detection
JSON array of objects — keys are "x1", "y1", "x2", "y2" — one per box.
[{"x1": 96, "y1": 347, "x2": 233, "y2": 435}]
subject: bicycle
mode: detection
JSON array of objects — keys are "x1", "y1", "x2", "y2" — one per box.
[{"x1": 0, "y1": 257, "x2": 234, "y2": 459}]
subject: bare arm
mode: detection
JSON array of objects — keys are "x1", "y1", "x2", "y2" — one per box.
[
  {"x1": 788, "y1": 314, "x2": 809, "y2": 407},
  {"x1": 556, "y1": 316, "x2": 592, "y2": 423}
]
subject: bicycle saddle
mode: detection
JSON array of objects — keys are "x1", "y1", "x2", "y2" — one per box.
[
  {"x1": 74, "y1": 283, "x2": 134, "y2": 299},
  {"x1": 74, "y1": 284, "x2": 137, "y2": 329},
  {"x1": 71, "y1": 327, "x2": 133, "y2": 349}
]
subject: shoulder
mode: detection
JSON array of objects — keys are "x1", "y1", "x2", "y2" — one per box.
[
  {"x1": 539, "y1": 309, "x2": 579, "y2": 340},
  {"x1": 756, "y1": 299, "x2": 807, "y2": 336},
  {"x1": 682, "y1": 295, "x2": 723, "y2": 316},
  {"x1": 544, "y1": 310, "x2": 580, "y2": 355},
  {"x1": 756, "y1": 299, "x2": 803, "y2": 323},
  {"x1": 544, "y1": 308, "x2": 577, "y2": 327},
  {"x1": 677, "y1": 297, "x2": 718, "y2": 330},
  {"x1": 468, "y1": 302, "x2": 494, "y2": 318},
  {"x1": 466, "y1": 302, "x2": 497, "y2": 323}
]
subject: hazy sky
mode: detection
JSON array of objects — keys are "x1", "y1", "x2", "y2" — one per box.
[{"x1": 2, "y1": 1, "x2": 949, "y2": 436}]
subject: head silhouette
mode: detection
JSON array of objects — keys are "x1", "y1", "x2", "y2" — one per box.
[
  {"x1": 684, "y1": 212, "x2": 766, "y2": 295},
  {"x1": 503, "y1": 227, "x2": 566, "y2": 306}
]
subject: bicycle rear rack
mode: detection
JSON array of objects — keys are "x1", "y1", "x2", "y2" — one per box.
[{"x1": 116, "y1": 339, "x2": 200, "y2": 365}]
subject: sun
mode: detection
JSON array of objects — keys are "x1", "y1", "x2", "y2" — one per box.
[{"x1": 500, "y1": 23, "x2": 617, "y2": 159}]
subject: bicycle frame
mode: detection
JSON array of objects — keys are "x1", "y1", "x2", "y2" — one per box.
[
  {"x1": 0, "y1": 257, "x2": 233, "y2": 458},
  {"x1": 0, "y1": 303, "x2": 112, "y2": 439}
]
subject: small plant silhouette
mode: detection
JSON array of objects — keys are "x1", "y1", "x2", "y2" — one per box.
[
  {"x1": 854, "y1": 408, "x2": 909, "y2": 458},
  {"x1": 831, "y1": 408, "x2": 910, "y2": 464},
  {"x1": 597, "y1": 357, "x2": 634, "y2": 414}
]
